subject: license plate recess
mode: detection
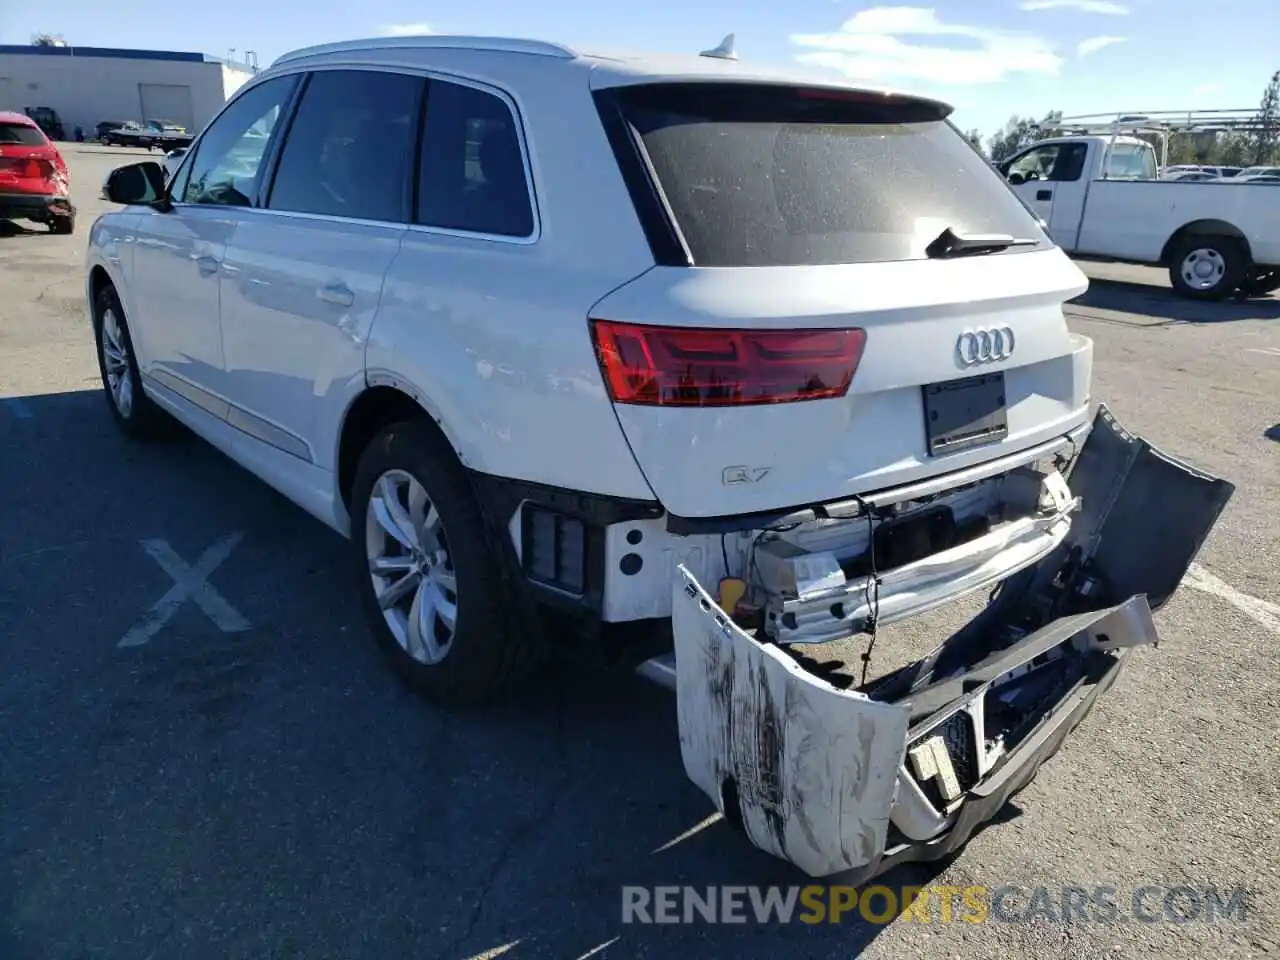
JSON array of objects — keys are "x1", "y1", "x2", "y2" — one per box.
[{"x1": 923, "y1": 372, "x2": 1008, "y2": 456}]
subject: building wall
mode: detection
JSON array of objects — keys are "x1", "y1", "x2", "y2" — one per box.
[
  {"x1": 222, "y1": 64, "x2": 254, "y2": 104},
  {"x1": 0, "y1": 47, "x2": 254, "y2": 138}
]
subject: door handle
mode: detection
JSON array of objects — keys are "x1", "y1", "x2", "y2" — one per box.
[
  {"x1": 1036, "y1": 189, "x2": 1053, "y2": 201},
  {"x1": 318, "y1": 282, "x2": 355, "y2": 308},
  {"x1": 192, "y1": 253, "x2": 220, "y2": 276}
]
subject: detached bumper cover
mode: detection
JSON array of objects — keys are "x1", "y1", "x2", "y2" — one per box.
[{"x1": 668, "y1": 406, "x2": 1234, "y2": 879}]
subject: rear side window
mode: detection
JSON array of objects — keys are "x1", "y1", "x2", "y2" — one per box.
[
  {"x1": 268, "y1": 69, "x2": 422, "y2": 222},
  {"x1": 0, "y1": 122, "x2": 45, "y2": 145},
  {"x1": 417, "y1": 80, "x2": 534, "y2": 238},
  {"x1": 609, "y1": 84, "x2": 1047, "y2": 267}
]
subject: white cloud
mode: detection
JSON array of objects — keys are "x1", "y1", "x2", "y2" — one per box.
[
  {"x1": 790, "y1": 7, "x2": 1061, "y2": 86},
  {"x1": 1192, "y1": 83, "x2": 1221, "y2": 96},
  {"x1": 379, "y1": 23, "x2": 433, "y2": 36},
  {"x1": 1021, "y1": 0, "x2": 1129, "y2": 14},
  {"x1": 1076, "y1": 35, "x2": 1126, "y2": 56}
]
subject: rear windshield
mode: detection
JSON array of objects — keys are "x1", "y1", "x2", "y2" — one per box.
[
  {"x1": 611, "y1": 84, "x2": 1046, "y2": 267},
  {"x1": 0, "y1": 122, "x2": 46, "y2": 146}
]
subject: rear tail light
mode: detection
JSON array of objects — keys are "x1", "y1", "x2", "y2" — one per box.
[{"x1": 589, "y1": 320, "x2": 866, "y2": 407}]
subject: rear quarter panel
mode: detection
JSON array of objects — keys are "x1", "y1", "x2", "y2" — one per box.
[{"x1": 362, "y1": 55, "x2": 658, "y2": 499}]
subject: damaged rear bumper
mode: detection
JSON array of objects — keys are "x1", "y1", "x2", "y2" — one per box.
[{"x1": 660, "y1": 406, "x2": 1234, "y2": 880}]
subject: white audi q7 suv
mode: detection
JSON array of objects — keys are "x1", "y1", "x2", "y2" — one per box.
[{"x1": 86, "y1": 35, "x2": 1232, "y2": 880}]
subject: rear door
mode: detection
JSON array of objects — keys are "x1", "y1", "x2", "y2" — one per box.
[
  {"x1": 589, "y1": 83, "x2": 1089, "y2": 519},
  {"x1": 216, "y1": 68, "x2": 419, "y2": 462}
]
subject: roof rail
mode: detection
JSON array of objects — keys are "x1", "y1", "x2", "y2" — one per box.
[{"x1": 272, "y1": 35, "x2": 579, "y2": 67}]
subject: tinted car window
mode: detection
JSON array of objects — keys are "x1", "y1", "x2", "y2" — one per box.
[
  {"x1": 268, "y1": 69, "x2": 422, "y2": 222},
  {"x1": 612, "y1": 84, "x2": 1047, "y2": 267},
  {"x1": 0, "y1": 122, "x2": 46, "y2": 145},
  {"x1": 417, "y1": 80, "x2": 534, "y2": 238},
  {"x1": 182, "y1": 75, "x2": 296, "y2": 207}
]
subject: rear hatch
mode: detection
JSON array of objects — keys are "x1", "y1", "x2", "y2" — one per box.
[
  {"x1": 0, "y1": 120, "x2": 67, "y2": 196},
  {"x1": 588, "y1": 83, "x2": 1090, "y2": 519}
]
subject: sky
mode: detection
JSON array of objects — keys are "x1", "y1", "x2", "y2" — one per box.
[{"x1": 1, "y1": 0, "x2": 1275, "y2": 137}]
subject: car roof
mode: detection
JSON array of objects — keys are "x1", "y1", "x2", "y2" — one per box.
[
  {"x1": 270, "y1": 34, "x2": 954, "y2": 114},
  {"x1": 0, "y1": 110, "x2": 38, "y2": 125}
]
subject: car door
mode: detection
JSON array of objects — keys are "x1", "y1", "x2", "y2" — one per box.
[
  {"x1": 1006, "y1": 142, "x2": 1088, "y2": 249},
  {"x1": 129, "y1": 74, "x2": 298, "y2": 414},
  {"x1": 216, "y1": 68, "x2": 420, "y2": 465}
]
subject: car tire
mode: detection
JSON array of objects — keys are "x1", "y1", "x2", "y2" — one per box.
[
  {"x1": 351, "y1": 419, "x2": 539, "y2": 707},
  {"x1": 1168, "y1": 234, "x2": 1247, "y2": 301},
  {"x1": 93, "y1": 284, "x2": 173, "y2": 439},
  {"x1": 49, "y1": 212, "x2": 74, "y2": 235}
]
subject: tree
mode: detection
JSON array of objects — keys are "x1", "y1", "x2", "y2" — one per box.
[
  {"x1": 963, "y1": 128, "x2": 985, "y2": 154},
  {"x1": 987, "y1": 110, "x2": 1062, "y2": 162},
  {"x1": 30, "y1": 33, "x2": 67, "y2": 47},
  {"x1": 1248, "y1": 70, "x2": 1279, "y2": 165}
]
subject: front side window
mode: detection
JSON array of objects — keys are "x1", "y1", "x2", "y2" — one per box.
[
  {"x1": 181, "y1": 75, "x2": 296, "y2": 207},
  {"x1": 1008, "y1": 144, "x2": 1061, "y2": 182},
  {"x1": 417, "y1": 80, "x2": 534, "y2": 238},
  {"x1": 268, "y1": 69, "x2": 422, "y2": 222},
  {"x1": 610, "y1": 83, "x2": 1046, "y2": 267},
  {"x1": 1009, "y1": 142, "x2": 1087, "y2": 182}
]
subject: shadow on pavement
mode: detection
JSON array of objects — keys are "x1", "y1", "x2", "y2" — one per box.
[
  {"x1": 3, "y1": 388, "x2": 1018, "y2": 959},
  {"x1": 1072, "y1": 278, "x2": 1280, "y2": 324},
  {"x1": 0, "y1": 220, "x2": 50, "y2": 238}
]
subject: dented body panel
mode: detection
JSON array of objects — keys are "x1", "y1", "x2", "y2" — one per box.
[{"x1": 667, "y1": 407, "x2": 1233, "y2": 879}]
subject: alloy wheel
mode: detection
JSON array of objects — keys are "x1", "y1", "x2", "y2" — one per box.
[
  {"x1": 101, "y1": 307, "x2": 134, "y2": 418},
  {"x1": 364, "y1": 469, "x2": 459, "y2": 665}
]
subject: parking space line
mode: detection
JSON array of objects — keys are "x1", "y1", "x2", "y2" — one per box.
[
  {"x1": 118, "y1": 532, "x2": 251, "y2": 648},
  {"x1": 1184, "y1": 562, "x2": 1280, "y2": 636}
]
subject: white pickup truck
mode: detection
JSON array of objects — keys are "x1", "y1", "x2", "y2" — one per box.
[{"x1": 998, "y1": 134, "x2": 1280, "y2": 300}]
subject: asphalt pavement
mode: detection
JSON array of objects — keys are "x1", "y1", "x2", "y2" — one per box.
[{"x1": 1, "y1": 145, "x2": 1277, "y2": 960}]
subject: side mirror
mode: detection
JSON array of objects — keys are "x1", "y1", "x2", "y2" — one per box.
[
  {"x1": 101, "y1": 161, "x2": 168, "y2": 206},
  {"x1": 1007, "y1": 171, "x2": 1026, "y2": 186}
]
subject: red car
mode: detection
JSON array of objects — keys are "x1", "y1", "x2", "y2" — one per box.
[{"x1": 0, "y1": 110, "x2": 75, "y2": 234}]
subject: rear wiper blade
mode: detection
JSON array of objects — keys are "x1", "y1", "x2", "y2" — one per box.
[{"x1": 926, "y1": 227, "x2": 1040, "y2": 259}]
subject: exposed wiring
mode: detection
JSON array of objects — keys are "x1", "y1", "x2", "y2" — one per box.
[
  {"x1": 720, "y1": 533, "x2": 731, "y2": 577},
  {"x1": 747, "y1": 520, "x2": 802, "y2": 596},
  {"x1": 852, "y1": 494, "x2": 882, "y2": 687}
]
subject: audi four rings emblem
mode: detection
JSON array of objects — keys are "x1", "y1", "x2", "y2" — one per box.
[{"x1": 957, "y1": 326, "x2": 1016, "y2": 365}]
